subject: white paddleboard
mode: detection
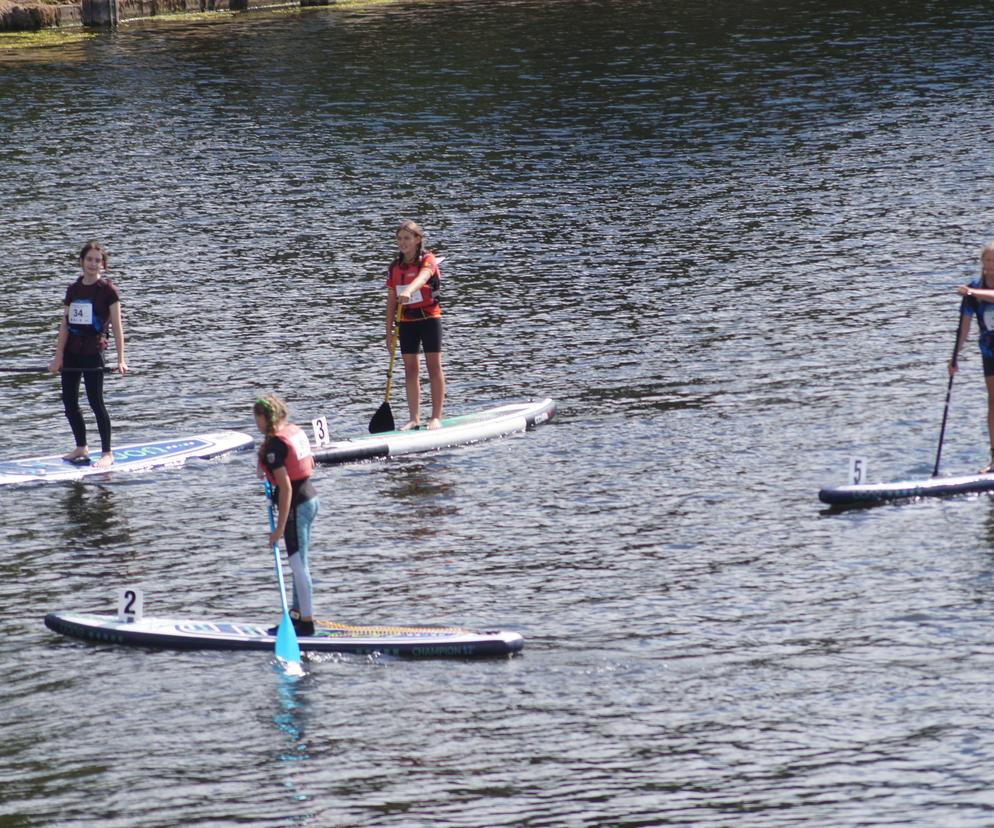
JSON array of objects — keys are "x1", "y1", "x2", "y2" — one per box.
[{"x1": 312, "y1": 398, "x2": 556, "y2": 465}]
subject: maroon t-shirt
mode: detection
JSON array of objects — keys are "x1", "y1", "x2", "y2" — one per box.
[{"x1": 63, "y1": 277, "x2": 120, "y2": 356}]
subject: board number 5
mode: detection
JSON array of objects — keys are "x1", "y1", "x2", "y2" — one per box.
[
  {"x1": 311, "y1": 416, "x2": 330, "y2": 447},
  {"x1": 117, "y1": 587, "x2": 144, "y2": 624},
  {"x1": 849, "y1": 456, "x2": 867, "y2": 485}
]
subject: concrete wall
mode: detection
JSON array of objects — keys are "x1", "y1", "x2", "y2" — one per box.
[
  {"x1": 3, "y1": 0, "x2": 325, "y2": 30},
  {"x1": 0, "y1": 1, "x2": 80, "y2": 29},
  {"x1": 81, "y1": 0, "x2": 301, "y2": 24}
]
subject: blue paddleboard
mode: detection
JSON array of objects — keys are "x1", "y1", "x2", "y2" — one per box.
[{"x1": 0, "y1": 431, "x2": 253, "y2": 486}]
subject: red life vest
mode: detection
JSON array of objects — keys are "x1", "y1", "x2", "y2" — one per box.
[
  {"x1": 260, "y1": 423, "x2": 314, "y2": 484},
  {"x1": 389, "y1": 251, "x2": 441, "y2": 320}
]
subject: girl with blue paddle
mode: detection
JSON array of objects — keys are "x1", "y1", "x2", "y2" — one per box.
[{"x1": 254, "y1": 394, "x2": 320, "y2": 640}]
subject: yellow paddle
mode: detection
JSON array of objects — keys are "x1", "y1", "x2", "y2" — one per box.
[{"x1": 369, "y1": 303, "x2": 403, "y2": 434}]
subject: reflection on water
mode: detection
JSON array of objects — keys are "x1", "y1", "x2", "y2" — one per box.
[
  {"x1": 378, "y1": 460, "x2": 459, "y2": 539},
  {"x1": 57, "y1": 483, "x2": 144, "y2": 589},
  {"x1": 60, "y1": 482, "x2": 131, "y2": 549},
  {"x1": 273, "y1": 667, "x2": 310, "y2": 776}
]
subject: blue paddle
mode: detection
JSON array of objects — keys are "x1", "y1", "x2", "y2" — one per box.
[{"x1": 264, "y1": 480, "x2": 301, "y2": 667}]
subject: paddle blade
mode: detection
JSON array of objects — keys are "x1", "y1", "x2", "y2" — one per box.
[
  {"x1": 274, "y1": 610, "x2": 301, "y2": 666},
  {"x1": 369, "y1": 400, "x2": 394, "y2": 434}
]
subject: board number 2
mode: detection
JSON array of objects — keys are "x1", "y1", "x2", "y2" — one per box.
[
  {"x1": 117, "y1": 587, "x2": 144, "y2": 624},
  {"x1": 849, "y1": 457, "x2": 867, "y2": 485},
  {"x1": 311, "y1": 417, "x2": 330, "y2": 447}
]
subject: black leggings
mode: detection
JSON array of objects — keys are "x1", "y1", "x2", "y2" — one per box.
[{"x1": 62, "y1": 369, "x2": 111, "y2": 453}]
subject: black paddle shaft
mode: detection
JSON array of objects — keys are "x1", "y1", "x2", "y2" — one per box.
[
  {"x1": 0, "y1": 366, "x2": 117, "y2": 374},
  {"x1": 933, "y1": 300, "x2": 966, "y2": 477}
]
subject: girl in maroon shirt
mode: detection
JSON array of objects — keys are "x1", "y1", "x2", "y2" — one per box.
[{"x1": 48, "y1": 241, "x2": 128, "y2": 468}]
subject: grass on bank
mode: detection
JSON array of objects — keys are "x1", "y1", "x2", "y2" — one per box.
[{"x1": 0, "y1": 28, "x2": 93, "y2": 46}]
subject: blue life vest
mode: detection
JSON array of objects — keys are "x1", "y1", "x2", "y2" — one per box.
[{"x1": 963, "y1": 280, "x2": 994, "y2": 357}]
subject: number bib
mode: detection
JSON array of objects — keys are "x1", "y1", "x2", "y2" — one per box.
[
  {"x1": 68, "y1": 299, "x2": 94, "y2": 327},
  {"x1": 287, "y1": 428, "x2": 312, "y2": 459}
]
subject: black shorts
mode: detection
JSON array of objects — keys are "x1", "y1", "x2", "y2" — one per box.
[
  {"x1": 983, "y1": 354, "x2": 994, "y2": 377},
  {"x1": 399, "y1": 318, "x2": 442, "y2": 354}
]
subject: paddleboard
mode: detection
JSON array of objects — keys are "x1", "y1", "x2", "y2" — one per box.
[
  {"x1": 819, "y1": 472, "x2": 994, "y2": 506},
  {"x1": 313, "y1": 398, "x2": 556, "y2": 465},
  {"x1": 0, "y1": 431, "x2": 254, "y2": 486},
  {"x1": 44, "y1": 612, "x2": 523, "y2": 658}
]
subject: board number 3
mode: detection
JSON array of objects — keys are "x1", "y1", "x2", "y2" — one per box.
[
  {"x1": 117, "y1": 587, "x2": 144, "y2": 624},
  {"x1": 849, "y1": 457, "x2": 867, "y2": 485},
  {"x1": 311, "y1": 417, "x2": 330, "y2": 447}
]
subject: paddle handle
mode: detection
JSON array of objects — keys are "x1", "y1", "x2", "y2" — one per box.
[{"x1": 383, "y1": 304, "x2": 402, "y2": 402}]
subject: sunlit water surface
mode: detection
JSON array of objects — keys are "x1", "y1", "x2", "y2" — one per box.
[{"x1": 4, "y1": 1, "x2": 994, "y2": 825}]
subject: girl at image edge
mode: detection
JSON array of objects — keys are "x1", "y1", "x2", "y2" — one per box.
[{"x1": 953, "y1": 240, "x2": 994, "y2": 473}]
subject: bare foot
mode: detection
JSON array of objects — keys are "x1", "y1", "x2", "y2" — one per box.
[
  {"x1": 62, "y1": 447, "x2": 89, "y2": 462},
  {"x1": 426, "y1": 418, "x2": 442, "y2": 431},
  {"x1": 398, "y1": 421, "x2": 420, "y2": 432},
  {"x1": 91, "y1": 452, "x2": 115, "y2": 469}
]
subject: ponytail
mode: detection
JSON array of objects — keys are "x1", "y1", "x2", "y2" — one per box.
[{"x1": 253, "y1": 393, "x2": 288, "y2": 465}]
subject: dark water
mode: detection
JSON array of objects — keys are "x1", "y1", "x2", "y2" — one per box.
[{"x1": 4, "y1": 0, "x2": 994, "y2": 824}]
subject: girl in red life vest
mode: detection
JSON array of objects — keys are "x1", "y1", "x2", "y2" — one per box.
[
  {"x1": 384, "y1": 220, "x2": 446, "y2": 430},
  {"x1": 254, "y1": 393, "x2": 319, "y2": 637},
  {"x1": 47, "y1": 240, "x2": 128, "y2": 469}
]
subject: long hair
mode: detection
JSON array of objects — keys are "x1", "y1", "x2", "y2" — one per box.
[
  {"x1": 254, "y1": 393, "x2": 289, "y2": 465},
  {"x1": 981, "y1": 241, "x2": 994, "y2": 288},
  {"x1": 79, "y1": 240, "x2": 109, "y2": 271}
]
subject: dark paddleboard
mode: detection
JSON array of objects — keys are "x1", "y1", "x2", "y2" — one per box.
[
  {"x1": 819, "y1": 471, "x2": 994, "y2": 506},
  {"x1": 45, "y1": 612, "x2": 524, "y2": 658}
]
